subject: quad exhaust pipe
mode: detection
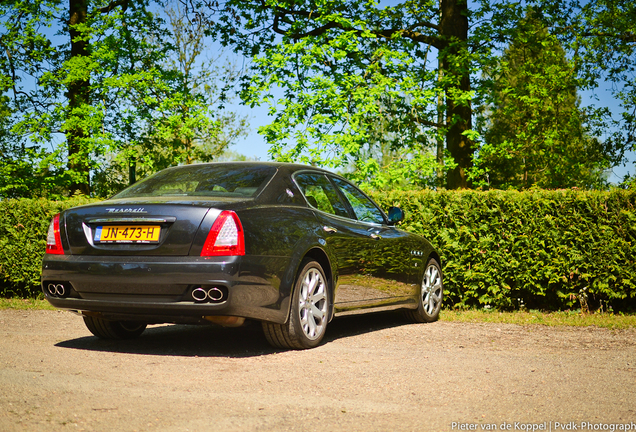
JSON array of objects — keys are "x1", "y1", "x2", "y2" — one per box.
[
  {"x1": 192, "y1": 286, "x2": 227, "y2": 303},
  {"x1": 47, "y1": 283, "x2": 67, "y2": 298}
]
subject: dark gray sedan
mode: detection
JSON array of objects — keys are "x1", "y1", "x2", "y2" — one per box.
[{"x1": 42, "y1": 162, "x2": 442, "y2": 349}]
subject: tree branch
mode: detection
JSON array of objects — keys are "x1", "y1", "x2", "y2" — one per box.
[
  {"x1": 97, "y1": 0, "x2": 128, "y2": 14},
  {"x1": 579, "y1": 31, "x2": 636, "y2": 43},
  {"x1": 409, "y1": 20, "x2": 440, "y2": 33},
  {"x1": 553, "y1": 25, "x2": 636, "y2": 43},
  {"x1": 375, "y1": 28, "x2": 443, "y2": 48},
  {"x1": 271, "y1": 8, "x2": 442, "y2": 48}
]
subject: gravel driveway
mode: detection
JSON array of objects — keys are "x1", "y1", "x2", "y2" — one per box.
[{"x1": 1, "y1": 309, "x2": 634, "y2": 431}]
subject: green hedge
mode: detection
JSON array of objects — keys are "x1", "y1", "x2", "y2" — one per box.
[
  {"x1": 0, "y1": 197, "x2": 96, "y2": 297},
  {"x1": 370, "y1": 189, "x2": 636, "y2": 312},
  {"x1": 2, "y1": 191, "x2": 635, "y2": 312}
]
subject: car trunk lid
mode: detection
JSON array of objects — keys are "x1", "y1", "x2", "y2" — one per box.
[{"x1": 63, "y1": 198, "x2": 244, "y2": 256}]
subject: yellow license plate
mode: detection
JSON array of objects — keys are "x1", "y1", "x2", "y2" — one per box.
[{"x1": 95, "y1": 225, "x2": 161, "y2": 243}]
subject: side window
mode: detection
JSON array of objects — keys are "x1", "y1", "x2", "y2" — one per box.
[
  {"x1": 332, "y1": 177, "x2": 385, "y2": 225},
  {"x1": 294, "y1": 173, "x2": 349, "y2": 218}
]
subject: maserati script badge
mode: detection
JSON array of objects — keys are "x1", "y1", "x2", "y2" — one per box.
[{"x1": 105, "y1": 208, "x2": 147, "y2": 214}]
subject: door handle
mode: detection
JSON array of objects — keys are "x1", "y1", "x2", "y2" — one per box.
[{"x1": 323, "y1": 226, "x2": 338, "y2": 233}]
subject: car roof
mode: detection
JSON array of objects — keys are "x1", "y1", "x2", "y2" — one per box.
[{"x1": 163, "y1": 161, "x2": 331, "y2": 173}]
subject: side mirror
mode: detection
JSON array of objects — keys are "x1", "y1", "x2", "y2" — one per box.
[{"x1": 387, "y1": 206, "x2": 404, "y2": 225}]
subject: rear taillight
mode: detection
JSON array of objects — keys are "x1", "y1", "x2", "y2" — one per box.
[
  {"x1": 201, "y1": 211, "x2": 245, "y2": 257},
  {"x1": 46, "y1": 213, "x2": 64, "y2": 255}
]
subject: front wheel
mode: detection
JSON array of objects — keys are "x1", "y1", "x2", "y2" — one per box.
[
  {"x1": 83, "y1": 315, "x2": 147, "y2": 340},
  {"x1": 405, "y1": 258, "x2": 443, "y2": 323},
  {"x1": 262, "y1": 259, "x2": 330, "y2": 349}
]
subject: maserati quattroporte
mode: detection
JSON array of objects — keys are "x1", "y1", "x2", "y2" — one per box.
[{"x1": 42, "y1": 162, "x2": 443, "y2": 349}]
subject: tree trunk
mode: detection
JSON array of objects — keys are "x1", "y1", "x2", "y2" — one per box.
[
  {"x1": 128, "y1": 156, "x2": 136, "y2": 186},
  {"x1": 439, "y1": 0, "x2": 473, "y2": 189},
  {"x1": 437, "y1": 63, "x2": 445, "y2": 187},
  {"x1": 67, "y1": 0, "x2": 91, "y2": 195}
]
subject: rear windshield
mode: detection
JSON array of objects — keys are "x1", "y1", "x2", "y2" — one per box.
[{"x1": 113, "y1": 164, "x2": 277, "y2": 199}]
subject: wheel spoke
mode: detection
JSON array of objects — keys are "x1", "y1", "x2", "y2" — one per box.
[
  {"x1": 305, "y1": 270, "x2": 318, "y2": 294},
  {"x1": 310, "y1": 303, "x2": 325, "y2": 321},
  {"x1": 423, "y1": 293, "x2": 432, "y2": 312},
  {"x1": 310, "y1": 290, "x2": 325, "y2": 304},
  {"x1": 305, "y1": 312, "x2": 317, "y2": 337},
  {"x1": 430, "y1": 292, "x2": 441, "y2": 304},
  {"x1": 425, "y1": 295, "x2": 437, "y2": 314},
  {"x1": 427, "y1": 267, "x2": 438, "y2": 284}
]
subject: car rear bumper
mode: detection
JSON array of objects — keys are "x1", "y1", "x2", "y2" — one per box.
[{"x1": 41, "y1": 254, "x2": 290, "y2": 324}]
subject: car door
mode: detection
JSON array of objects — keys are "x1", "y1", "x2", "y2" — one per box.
[
  {"x1": 329, "y1": 176, "x2": 417, "y2": 307},
  {"x1": 293, "y1": 172, "x2": 378, "y2": 309}
]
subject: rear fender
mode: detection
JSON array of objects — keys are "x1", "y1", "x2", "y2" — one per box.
[{"x1": 276, "y1": 236, "x2": 338, "y2": 325}]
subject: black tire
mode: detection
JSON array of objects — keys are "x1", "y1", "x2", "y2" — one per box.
[
  {"x1": 262, "y1": 260, "x2": 330, "y2": 349},
  {"x1": 83, "y1": 315, "x2": 147, "y2": 340},
  {"x1": 405, "y1": 258, "x2": 443, "y2": 323}
]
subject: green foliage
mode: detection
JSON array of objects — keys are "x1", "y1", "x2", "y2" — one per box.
[
  {"x1": 0, "y1": 0, "x2": 247, "y2": 198},
  {"x1": 91, "y1": 5, "x2": 250, "y2": 197},
  {"x1": 0, "y1": 298, "x2": 56, "y2": 310},
  {"x1": 0, "y1": 196, "x2": 97, "y2": 297},
  {"x1": 1, "y1": 0, "x2": 172, "y2": 196},
  {"x1": 342, "y1": 147, "x2": 442, "y2": 191},
  {"x1": 538, "y1": 0, "x2": 636, "y2": 162},
  {"x1": 370, "y1": 188, "x2": 636, "y2": 312},
  {"x1": 3, "y1": 190, "x2": 635, "y2": 313},
  {"x1": 473, "y1": 11, "x2": 612, "y2": 189},
  {"x1": 205, "y1": 0, "x2": 479, "y2": 188},
  {"x1": 201, "y1": 0, "x2": 636, "y2": 189}
]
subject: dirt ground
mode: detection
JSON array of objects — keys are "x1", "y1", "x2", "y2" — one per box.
[{"x1": 1, "y1": 309, "x2": 635, "y2": 432}]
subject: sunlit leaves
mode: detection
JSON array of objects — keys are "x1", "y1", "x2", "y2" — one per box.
[{"x1": 209, "y1": 0, "x2": 458, "y2": 182}]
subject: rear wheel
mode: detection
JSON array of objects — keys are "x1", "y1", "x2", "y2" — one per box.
[
  {"x1": 263, "y1": 260, "x2": 329, "y2": 349},
  {"x1": 405, "y1": 258, "x2": 443, "y2": 323},
  {"x1": 83, "y1": 315, "x2": 147, "y2": 340}
]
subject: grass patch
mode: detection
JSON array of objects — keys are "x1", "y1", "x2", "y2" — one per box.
[
  {"x1": 1, "y1": 299, "x2": 634, "y2": 329},
  {"x1": 0, "y1": 298, "x2": 56, "y2": 310},
  {"x1": 440, "y1": 309, "x2": 636, "y2": 329}
]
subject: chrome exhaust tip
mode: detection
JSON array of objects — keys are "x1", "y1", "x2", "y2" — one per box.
[
  {"x1": 47, "y1": 283, "x2": 57, "y2": 296},
  {"x1": 192, "y1": 287, "x2": 208, "y2": 302},
  {"x1": 207, "y1": 287, "x2": 225, "y2": 302},
  {"x1": 55, "y1": 284, "x2": 66, "y2": 297}
]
